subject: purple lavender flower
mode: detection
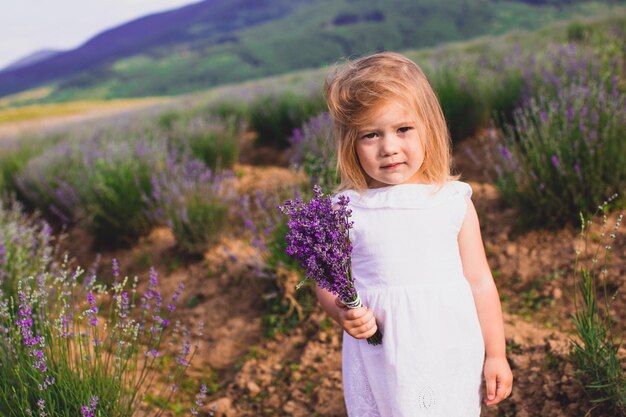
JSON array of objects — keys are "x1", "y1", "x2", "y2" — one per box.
[
  {"x1": 499, "y1": 145, "x2": 512, "y2": 160},
  {"x1": 279, "y1": 185, "x2": 382, "y2": 345},
  {"x1": 112, "y1": 258, "x2": 120, "y2": 280},
  {"x1": 167, "y1": 282, "x2": 184, "y2": 312},
  {"x1": 16, "y1": 292, "x2": 51, "y2": 375},
  {"x1": 80, "y1": 395, "x2": 98, "y2": 417},
  {"x1": 117, "y1": 292, "x2": 129, "y2": 318},
  {"x1": 86, "y1": 292, "x2": 98, "y2": 326},
  {"x1": 191, "y1": 384, "x2": 209, "y2": 415},
  {"x1": 289, "y1": 127, "x2": 303, "y2": 147},
  {"x1": 551, "y1": 155, "x2": 561, "y2": 170},
  {"x1": 37, "y1": 399, "x2": 46, "y2": 415},
  {"x1": 566, "y1": 106, "x2": 575, "y2": 125},
  {"x1": 464, "y1": 147, "x2": 479, "y2": 166}
]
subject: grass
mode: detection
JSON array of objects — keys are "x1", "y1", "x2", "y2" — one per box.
[{"x1": 569, "y1": 207, "x2": 625, "y2": 415}]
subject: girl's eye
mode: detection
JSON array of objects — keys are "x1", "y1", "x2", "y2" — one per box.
[
  {"x1": 361, "y1": 132, "x2": 378, "y2": 139},
  {"x1": 398, "y1": 126, "x2": 412, "y2": 133}
]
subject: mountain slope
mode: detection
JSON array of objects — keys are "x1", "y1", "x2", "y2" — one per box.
[
  {"x1": 0, "y1": 0, "x2": 302, "y2": 97},
  {"x1": 0, "y1": 0, "x2": 621, "y2": 102},
  {"x1": 1, "y1": 49, "x2": 64, "y2": 72}
]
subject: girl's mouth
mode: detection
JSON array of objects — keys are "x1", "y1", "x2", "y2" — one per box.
[{"x1": 381, "y1": 162, "x2": 404, "y2": 169}]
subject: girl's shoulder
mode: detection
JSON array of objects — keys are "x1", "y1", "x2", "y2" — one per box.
[{"x1": 336, "y1": 180, "x2": 472, "y2": 210}]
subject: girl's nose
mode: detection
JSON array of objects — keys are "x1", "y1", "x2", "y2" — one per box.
[{"x1": 379, "y1": 134, "x2": 400, "y2": 156}]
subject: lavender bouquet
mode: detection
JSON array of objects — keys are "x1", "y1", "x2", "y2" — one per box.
[{"x1": 278, "y1": 185, "x2": 383, "y2": 345}]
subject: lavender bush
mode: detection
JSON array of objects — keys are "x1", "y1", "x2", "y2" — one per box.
[
  {"x1": 289, "y1": 112, "x2": 338, "y2": 190},
  {"x1": 81, "y1": 138, "x2": 170, "y2": 242},
  {"x1": 0, "y1": 259, "x2": 200, "y2": 417},
  {"x1": 236, "y1": 189, "x2": 286, "y2": 252},
  {"x1": 0, "y1": 200, "x2": 202, "y2": 416},
  {"x1": 15, "y1": 141, "x2": 85, "y2": 225},
  {"x1": 520, "y1": 43, "x2": 622, "y2": 106},
  {"x1": 0, "y1": 198, "x2": 56, "y2": 302},
  {"x1": 148, "y1": 157, "x2": 233, "y2": 254},
  {"x1": 160, "y1": 112, "x2": 242, "y2": 171},
  {"x1": 0, "y1": 136, "x2": 54, "y2": 197},
  {"x1": 279, "y1": 186, "x2": 382, "y2": 345},
  {"x1": 493, "y1": 73, "x2": 626, "y2": 229},
  {"x1": 16, "y1": 131, "x2": 177, "y2": 242},
  {"x1": 421, "y1": 20, "x2": 625, "y2": 143}
]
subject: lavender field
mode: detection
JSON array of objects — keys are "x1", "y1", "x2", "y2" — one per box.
[{"x1": 0, "y1": 11, "x2": 625, "y2": 417}]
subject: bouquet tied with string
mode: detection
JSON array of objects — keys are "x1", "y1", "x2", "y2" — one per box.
[{"x1": 278, "y1": 185, "x2": 382, "y2": 345}]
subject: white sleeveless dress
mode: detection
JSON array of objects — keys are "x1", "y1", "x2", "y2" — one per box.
[{"x1": 338, "y1": 181, "x2": 485, "y2": 417}]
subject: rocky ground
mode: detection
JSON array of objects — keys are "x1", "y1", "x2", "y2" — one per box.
[{"x1": 57, "y1": 135, "x2": 625, "y2": 417}]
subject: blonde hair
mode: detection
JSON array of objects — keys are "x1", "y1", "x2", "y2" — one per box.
[{"x1": 324, "y1": 51, "x2": 456, "y2": 191}]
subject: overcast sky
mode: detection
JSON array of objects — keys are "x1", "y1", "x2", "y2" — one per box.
[{"x1": 0, "y1": 0, "x2": 197, "y2": 70}]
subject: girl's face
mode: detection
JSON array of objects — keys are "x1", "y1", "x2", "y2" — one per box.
[{"x1": 355, "y1": 100, "x2": 426, "y2": 188}]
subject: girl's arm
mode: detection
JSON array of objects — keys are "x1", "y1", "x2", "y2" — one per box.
[
  {"x1": 458, "y1": 196, "x2": 513, "y2": 407},
  {"x1": 315, "y1": 286, "x2": 378, "y2": 340}
]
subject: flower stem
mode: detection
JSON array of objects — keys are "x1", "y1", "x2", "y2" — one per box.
[{"x1": 366, "y1": 329, "x2": 383, "y2": 346}]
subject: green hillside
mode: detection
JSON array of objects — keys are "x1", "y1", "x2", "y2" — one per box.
[{"x1": 6, "y1": 0, "x2": 624, "y2": 105}]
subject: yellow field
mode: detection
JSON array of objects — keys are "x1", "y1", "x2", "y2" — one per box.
[{"x1": 0, "y1": 97, "x2": 168, "y2": 125}]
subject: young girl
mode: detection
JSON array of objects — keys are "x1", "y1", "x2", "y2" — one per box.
[{"x1": 316, "y1": 52, "x2": 513, "y2": 416}]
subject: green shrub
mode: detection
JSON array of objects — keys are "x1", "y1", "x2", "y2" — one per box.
[
  {"x1": 488, "y1": 69, "x2": 525, "y2": 127},
  {"x1": 81, "y1": 145, "x2": 160, "y2": 242},
  {"x1": 431, "y1": 67, "x2": 489, "y2": 143},
  {"x1": 156, "y1": 105, "x2": 243, "y2": 171},
  {"x1": 0, "y1": 144, "x2": 42, "y2": 196},
  {"x1": 0, "y1": 198, "x2": 55, "y2": 301},
  {"x1": 15, "y1": 142, "x2": 85, "y2": 225},
  {"x1": 209, "y1": 100, "x2": 249, "y2": 126},
  {"x1": 148, "y1": 161, "x2": 231, "y2": 255},
  {"x1": 172, "y1": 115, "x2": 241, "y2": 171},
  {"x1": 570, "y1": 205, "x2": 625, "y2": 415},
  {"x1": 0, "y1": 133, "x2": 64, "y2": 197},
  {"x1": 156, "y1": 109, "x2": 183, "y2": 130},
  {"x1": 248, "y1": 92, "x2": 327, "y2": 148},
  {"x1": 170, "y1": 186, "x2": 229, "y2": 255},
  {"x1": 567, "y1": 22, "x2": 591, "y2": 43}
]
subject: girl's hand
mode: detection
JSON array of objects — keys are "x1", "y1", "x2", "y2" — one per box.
[
  {"x1": 483, "y1": 356, "x2": 513, "y2": 406},
  {"x1": 334, "y1": 297, "x2": 378, "y2": 340}
]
